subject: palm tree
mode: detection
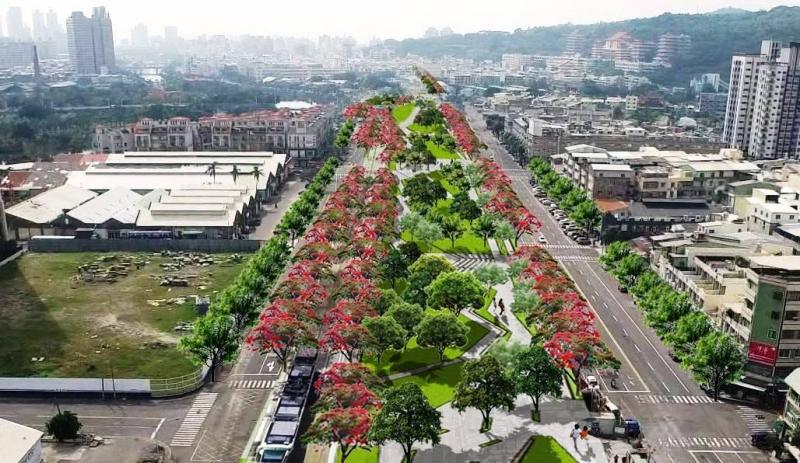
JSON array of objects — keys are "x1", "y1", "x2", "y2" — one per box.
[
  {"x1": 251, "y1": 165, "x2": 263, "y2": 183},
  {"x1": 472, "y1": 215, "x2": 497, "y2": 249},
  {"x1": 206, "y1": 162, "x2": 218, "y2": 184},
  {"x1": 231, "y1": 165, "x2": 240, "y2": 183}
]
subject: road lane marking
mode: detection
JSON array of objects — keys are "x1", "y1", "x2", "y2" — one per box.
[
  {"x1": 150, "y1": 418, "x2": 165, "y2": 440},
  {"x1": 583, "y1": 263, "x2": 691, "y2": 393},
  {"x1": 647, "y1": 362, "x2": 655, "y2": 371},
  {"x1": 622, "y1": 329, "x2": 629, "y2": 337},
  {"x1": 633, "y1": 344, "x2": 641, "y2": 352},
  {"x1": 559, "y1": 262, "x2": 650, "y2": 393},
  {"x1": 612, "y1": 315, "x2": 618, "y2": 321},
  {"x1": 603, "y1": 302, "x2": 609, "y2": 309}
]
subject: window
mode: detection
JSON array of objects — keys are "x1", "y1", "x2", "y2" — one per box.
[
  {"x1": 774, "y1": 290, "x2": 786, "y2": 301},
  {"x1": 769, "y1": 329, "x2": 778, "y2": 339},
  {"x1": 780, "y1": 349, "x2": 793, "y2": 359}
]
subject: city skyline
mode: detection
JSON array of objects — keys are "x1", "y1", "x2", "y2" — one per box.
[{"x1": 0, "y1": 0, "x2": 798, "y2": 43}]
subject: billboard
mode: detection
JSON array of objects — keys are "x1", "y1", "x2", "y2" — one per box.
[{"x1": 748, "y1": 341, "x2": 777, "y2": 366}]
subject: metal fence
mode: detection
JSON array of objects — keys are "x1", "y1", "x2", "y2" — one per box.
[
  {"x1": 150, "y1": 366, "x2": 208, "y2": 397},
  {"x1": 28, "y1": 238, "x2": 262, "y2": 253}
]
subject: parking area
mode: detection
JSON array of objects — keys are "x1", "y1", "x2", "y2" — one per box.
[{"x1": 686, "y1": 449, "x2": 772, "y2": 463}]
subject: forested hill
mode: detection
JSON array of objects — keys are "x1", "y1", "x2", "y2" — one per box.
[{"x1": 382, "y1": 6, "x2": 800, "y2": 84}]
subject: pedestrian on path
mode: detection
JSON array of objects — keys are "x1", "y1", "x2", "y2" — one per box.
[
  {"x1": 498, "y1": 298, "x2": 505, "y2": 315},
  {"x1": 570, "y1": 423, "x2": 581, "y2": 450}
]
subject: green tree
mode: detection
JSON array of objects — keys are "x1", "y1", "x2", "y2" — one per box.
[
  {"x1": 404, "y1": 174, "x2": 446, "y2": 206},
  {"x1": 426, "y1": 271, "x2": 486, "y2": 315},
  {"x1": 570, "y1": 200, "x2": 602, "y2": 236},
  {"x1": 375, "y1": 288, "x2": 404, "y2": 315},
  {"x1": 600, "y1": 241, "x2": 632, "y2": 269},
  {"x1": 364, "y1": 316, "x2": 407, "y2": 364},
  {"x1": 684, "y1": 332, "x2": 745, "y2": 401},
  {"x1": 473, "y1": 264, "x2": 509, "y2": 287},
  {"x1": 487, "y1": 339, "x2": 528, "y2": 371},
  {"x1": 614, "y1": 254, "x2": 648, "y2": 288},
  {"x1": 665, "y1": 311, "x2": 713, "y2": 356},
  {"x1": 398, "y1": 241, "x2": 422, "y2": 266},
  {"x1": 548, "y1": 177, "x2": 574, "y2": 198},
  {"x1": 645, "y1": 290, "x2": 693, "y2": 334},
  {"x1": 493, "y1": 219, "x2": 516, "y2": 244},
  {"x1": 380, "y1": 248, "x2": 410, "y2": 289},
  {"x1": 399, "y1": 211, "x2": 424, "y2": 240},
  {"x1": 440, "y1": 215, "x2": 464, "y2": 248},
  {"x1": 511, "y1": 346, "x2": 563, "y2": 421},
  {"x1": 369, "y1": 383, "x2": 442, "y2": 463},
  {"x1": 507, "y1": 259, "x2": 530, "y2": 283},
  {"x1": 450, "y1": 193, "x2": 482, "y2": 220},
  {"x1": 559, "y1": 189, "x2": 588, "y2": 214},
  {"x1": 464, "y1": 163, "x2": 485, "y2": 188},
  {"x1": 214, "y1": 286, "x2": 259, "y2": 333},
  {"x1": 415, "y1": 311, "x2": 469, "y2": 362},
  {"x1": 472, "y1": 214, "x2": 497, "y2": 248},
  {"x1": 46, "y1": 409, "x2": 83, "y2": 442},
  {"x1": 386, "y1": 302, "x2": 425, "y2": 344},
  {"x1": 630, "y1": 270, "x2": 661, "y2": 299},
  {"x1": 416, "y1": 219, "x2": 444, "y2": 245},
  {"x1": 452, "y1": 355, "x2": 516, "y2": 432},
  {"x1": 178, "y1": 313, "x2": 239, "y2": 382},
  {"x1": 278, "y1": 209, "x2": 306, "y2": 245},
  {"x1": 405, "y1": 255, "x2": 457, "y2": 307},
  {"x1": 511, "y1": 285, "x2": 539, "y2": 316}
]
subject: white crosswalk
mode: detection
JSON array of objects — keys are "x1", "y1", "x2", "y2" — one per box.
[
  {"x1": 170, "y1": 392, "x2": 218, "y2": 447},
  {"x1": 736, "y1": 405, "x2": 772, "y2": 433},
  {"x1": 655, "y1": 436, "x2": 752, "y2": 449},
  {"x1": 635, "y1": 394, "x2": 717, "y2": 404},
  {"x1": 541, "y1": 244, "x2": 592, "y2": 250},
  {"x1": 555, "y1": 255, "x2": 599, "y2": 262},
  {"x1": 444, "y1": 253, "x2": 493, "y2": 272},
  {"x1": 230, "y1": 379, "x2": 273, "y2": 389}
]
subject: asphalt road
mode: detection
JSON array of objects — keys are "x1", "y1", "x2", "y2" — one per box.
[{"x1": 465, "y1": 106, "x2": 773, "y2": 463}]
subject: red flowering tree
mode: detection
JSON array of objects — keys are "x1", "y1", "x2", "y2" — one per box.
[
  {"x1": 246, "y1": 307, "x2": 316, "y2": 370},
  {"x1": 320, "y1": 320, "x2": 373, "y2": 362},
  {"x1": 304, "y1": 407, "x2": 373, "y2": 463},
  {"x1": 315, "y1": 362, "x2": 382, "y2": 391},
  {"x1": 315, "y1": 382, "x2": 381, "y2": 412}
]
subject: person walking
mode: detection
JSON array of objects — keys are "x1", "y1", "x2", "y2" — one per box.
[
  {"x1": 570, "y1": 423, "x2": 581, "y2": 450},
  {"x1": 498, "y1": 298, "x2": 505, "y2": 315}
]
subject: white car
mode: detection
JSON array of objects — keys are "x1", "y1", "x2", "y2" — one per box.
[
  {"x1": 538, "y1": 235, "x2": 547, "y2": 244},
  {"x1": 586, "y1": 375, "x2": 599, "y2": 388}
]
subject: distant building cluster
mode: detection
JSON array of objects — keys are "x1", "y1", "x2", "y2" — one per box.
[
  {"x1": 93, "y1": 105, "x2": 334, "y2": 167},
  {"x1": 66, "y1": 7, "x2": 115, "y2": 75}
]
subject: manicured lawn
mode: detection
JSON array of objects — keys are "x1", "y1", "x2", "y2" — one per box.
[
  {"x1": 0, "y1": 252, "x2": 246, "y2": 378},
  {"x1": 513, "y1": 309, "x2": 537, "y2": 337},
  {"x1": 402, "y1": 229, "x2": 490, "y2": 255},
  {"x1": 521, "y1": 436, "x2": 577, "y2": 463},
  {"x1": 388, "y1": 160, "x2": 397, "y2": 171},
  {"x1": 392, "y1": 102, "x2": 415, "y2": 124},
  {"x1": 426, "y1": 141, "x2": 460, "y2": 160},
  {"x1": 409, "y1": 123, "x2": 441, "y2": 133},
  {"x1": 391, "y1": 361, "x2": 464, "y2": 407},
  {"x1": 362, "y1": 309, "x2": 489, "y2": 376},
  {"x1": 337, "y1": 446, "x2": 379, "y2": 463},
  {"x1": 427, "y1": 171, "x2": 461, "y2": 196}
]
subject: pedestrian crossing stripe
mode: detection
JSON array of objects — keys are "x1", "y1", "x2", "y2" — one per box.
[
  {"x1": 231, "y1": 379, "x2": 273, "y2": 389},
  {"x1": 444, "y1": 253, "x2": 493, "y2": 272},
  {"x1": 736, "y1": 406, "x2": 773, "y2": 432},
  {"x1": 635, "y1": 394, "x2": 716, "y2": 404},
  {"x1": 170, "y1": 392, "x2": 218, "y2": 447},
  {"x1": 555, "y1": 256, "x2": 599, "y2": 262},
  {"x1": 655, "y1": 436, "x2": 751, "y2": 449},
  {"x1": 541, "y1": 244, "x2": 592, "y2": 250}
]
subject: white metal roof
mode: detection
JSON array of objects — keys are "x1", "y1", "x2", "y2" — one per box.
[
  {"x1": 0, "y1": 418, "x2": 42, "y2": 461},
  {"x1": 786, "y1": 368, "x2": 800, "y2": 393},
  {"x1": 749, "y1": 255, "x2": 800, "y2": 271},
  {"x1": 112, "y1": 189, "x2": 166, "y2": 224},
  {"x1": 590, "y1": 163, "x2": 633, "y2": 172},
  {"x1": 67, "y1": 166, "x2": 270, "y2": 191},
  {"x1": 6, "y1": 184, "x2": 97, "y2": 224},
  {"x1": 136, "y1": 208, "x2": 238, "y2": 228},
  {"x1": 66, "y1": 187, "x2": 143, "y2": 225}
]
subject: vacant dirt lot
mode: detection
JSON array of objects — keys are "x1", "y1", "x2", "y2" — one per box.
[{"x1": 0, "y1": 252, "x2": 247, "y2": 378}]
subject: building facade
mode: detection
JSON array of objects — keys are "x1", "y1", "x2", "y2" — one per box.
[
  {"x1": 66, "y1": 7, "x2": 115, "y2": 75},
  {"x1": 723, "y1": 41, "x2": 800, "y2": 159}
]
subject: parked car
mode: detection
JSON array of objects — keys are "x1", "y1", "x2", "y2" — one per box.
[
  {"x1": 576, "y1": 237, "x2": 590, "y2": 245},
  {"x1": 538, "y1": 235, "x2": 547, "y2": 244}
]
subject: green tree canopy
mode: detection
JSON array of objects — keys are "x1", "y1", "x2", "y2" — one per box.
[
  {"x1": 473, "y1": 264, "x2": 509, "y2": 287},
  {"x1": 511, "y1": 345, "x2": 563, "y2": 420},
  {"x1": 415, "y1": 311, "x2": 469, "y2": 362},
  {"x1": 178, "y1": 313, "x2": 239, "y2": 382},
  {"x1": 425, "y1": 271, "x2": 486, "y2": 315},
  {"x1": 386, "y1": 302, "x2": 425, "y2": 343},
  {"x1": 380, "y1": 248, "x2": 410, "y2": 289},
  {"x1": 472, "y1": 214, "x2": 497, "y2": 248},
  {"x1": 46, "y1": 410, "x2": 83, "y2": 442},
  {"x1": 369, "y1": 383, "x2": 442, "y2": 463},
  {"x1": 405, "y1": 255, "x2": 457, "y2": 306},
  {"x1": 665, "y1": 311, "x2": 713, "y2": 356},
  {"x1": 364, "y1": 316, "x2": 407, "y2": 364},
  {"x1": 452, "y1": 355, "x2": 517, "y2": 432},
  {"x1": 684, "y1": 331, "x2": 745, "y2": 401}
]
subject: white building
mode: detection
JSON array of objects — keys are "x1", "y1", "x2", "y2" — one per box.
[
  {"x1": 66, "y1": 7, "x2": 115, "y2": 74},
  {"x1": 723, "y1": 40, "x2": 800, "y2": 159},
  {"x1": 746, "y1": 188, "x2": 800, "y2": 235},
  {"x1": 1, "y1": 418, "x2": 43, "y2": 463}
]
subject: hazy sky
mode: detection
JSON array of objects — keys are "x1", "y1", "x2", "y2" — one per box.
[{"x1": 4, "y1": 0, "x2": 799, "y2": 42}]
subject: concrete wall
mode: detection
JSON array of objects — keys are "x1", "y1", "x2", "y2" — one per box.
[{"x1": 28, "y1": 238, "x2": 262, "y2": 253}]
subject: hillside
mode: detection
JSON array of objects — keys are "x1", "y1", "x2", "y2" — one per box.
[{"x1": 382, "y1": 6, "x2": 800, "y2": 85}]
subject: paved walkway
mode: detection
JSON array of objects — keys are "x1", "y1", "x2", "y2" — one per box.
[
  {"x1": 248, "y1": 175, "x2": 305, "y2": 240},
  {"x1": 380, "y1": 396, "x2": 607, "y2": 463}
]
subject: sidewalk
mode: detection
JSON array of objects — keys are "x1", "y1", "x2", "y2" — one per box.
[{"x1": 379, "y1": 396, "x2": 607, "y2": 463}]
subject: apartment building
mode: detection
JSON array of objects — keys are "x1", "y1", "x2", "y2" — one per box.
[
  {"x1": 66, "y1": 7, "x2": 115, "y2": 75},
  {"x1": 558, "y1": 145, "x2": 759, "y2": 201},
  {"x1": 653, "y1": 33, "x2": 691, "y2": 67},
  {"x1": 746, "y1": 188, "x2": 800, "y2": 235},
  {"x1": 723, "y1": 41, "x2": 800, "y2": 159},
  {"x1": 94, "y1": 106, "x2": 334, "y2": 166}
]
